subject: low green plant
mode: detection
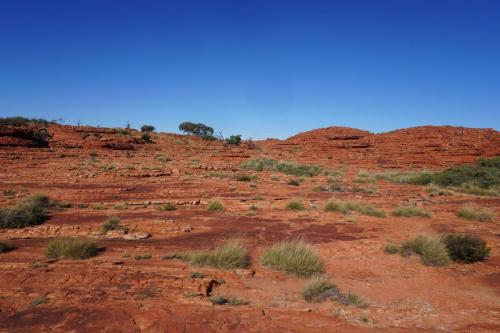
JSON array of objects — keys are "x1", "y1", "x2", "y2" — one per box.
[
  {"x1": 100, "y1": 217, "x2": 128, "y2": 233},
  {"x1": 347, "y1": 291, "x2": 369, "y2": 308},
  {"x1": 0, "y1": 194, "x2": 51, "y2": 229},
  {"x1": 285, "y1": 199, "x2": 306, "y2": 211},
  {"x1": 242, "y1": 158, "x2": 322, "y2": 177},
  {"x1": 400, "y1": 235, "x2": 450, "y2": 266},
  {"x1": 45, "y1": 238, "x2": 100, "y2": 260},
  {"x1": 134, "y1": 254, "x2": 152, "y2": 260},
  {"x1": 183, "y1": 240, "x2": 249, "y2": 269},
  {"x1": 207, "y1": 200, "x2": 224, "y2": 211},
  {"x1": 190, "y1": 272, "x2": 204, "y2": 278},
  {"x1": 456, "y1": 206, "x2": 492, "y2": 222},
  {"x1": 261, "y1": 239, "x2": 323, "y2": 277},
  {"x1": 225, "y1": 135, "x2": 242, "y2": 145},
  {"x1": 323, "y1": 200, "x2": 386, "y2": 217},
  {"x1": 384, "y1": 243, "x2": 399, "y2": 254},
  {"x1": 392, "y1": 206, "x2": 431, "y2": 218},
  {"x1": 301, "y1": 274, "x2": 338, "y2": 303},
  {"x1": 441, "y1": 234, "x2": 490, "y2": 263},
  {"x1": 287, "y1": 179, "x2": 301, "y2": 186},
  {"x1": 31, "y1": 296, "x2": 49, "y2": 307},
  {"x1": 234, "y1": 174, "x2": 255, "y2": 182}
]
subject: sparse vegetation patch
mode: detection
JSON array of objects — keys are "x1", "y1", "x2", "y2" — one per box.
[
  {"x1": 175, "y1": 240, "x2": 249, "y2": 269},
  {"x1": 441, "y1": 234, "x2": 490, "y2": 263},
  {"x1": 0, "y1": 194, "x2": 51, "y2": 229},
  {"x1": 456, "y1": 206, "x2": 492, "y2": 222},
  {"x1": 261, "y1": 239, "x2": 323, "y2": 277},
  {"x1": 243, "y1": 158, "x2": 322, "y2": 177},
  {"x1": 323, "y1": 200, "x2": 386, "y2": 217},
  {"x1": 400, "y1": 235, "x2": 450, "y2": 266},
  {"x1": 285, "y1": 199, "x2": 306, "y2": 211},
  {"x1": 45, "y1": 238, "x2": 100, "y2": 260}
]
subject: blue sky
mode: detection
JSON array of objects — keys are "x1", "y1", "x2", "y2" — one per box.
[{"x1": 0, "y1": 0, "x2": 499, "y2": 139}]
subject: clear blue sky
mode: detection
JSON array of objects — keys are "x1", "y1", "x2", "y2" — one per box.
[{"x1": 1, "y1": 0, "x2": 499, "y2": 139}]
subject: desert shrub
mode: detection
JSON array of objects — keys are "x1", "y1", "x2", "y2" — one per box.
[
  {"x1": 426, "y1": 183, "x2": 453, "y2": 196},
  {"x1": 242, "y1": 158, "x2": 321, "y2": 177},
  {"x1": 100, "y1": 217, "x2": 128, "y2": 233},
  {"x1": 0, "y1": 241, "x2": 15, "y2": 253},
  {"x1": 0, "y1": 195, "x2": 50, "y2": 229},
  {"x1": 225, "y1": 135, "x2": 242, "y2": 145},
  {"x1": 140, "y1": 125, "x2": 155, "y2": 132},
  {"x1": 346, "y1": 291, "x2": 368, "y2": 308},
  {"x1": 285, "y1": 200, "x2": 305, "y2": 211},
  {"x1": 114, "y1": 128, "x2": 130, "y2": 135},
  {"x1": 141, "y1": 132, "x2": 152, "y2": 142},
  {"x1": 323, "y1": 200, "x2": 385, "y2": 217},
  {"x1": 392, "y1": 206, "x2": 431, "y2": 218},
  {"x1": 211, "y1": 295, "x2": 248, "y2": 306},
  {"x1": 234, "y1": 174, "x2": 255, "y2": 182},
  {"x1": 190, "y1": 272, "x2": 204, "y2": 278},
  {"x1": 157, "y1": 202, "x2": 177, "y2": 211},
  {"x1": 441, "y1": 234, "x2": 490, "y2": 263},
  {"x1": 261, "y1": 239, "x2": 323, "y2": 277},
  {"x1": 287, "y1": 179, "x2": 301, "y2": 186},
  {"x1": 384, "y1": 243, "x2": 399, "y2": 254},
  {"x1": 400, "y1": 236, "x2": 450, "y2": 266},
  {"x1": 301, "y1": 274, "x2": 338, "y2": 303},
  {"x1": 456, "y1": 206, "x2": 492, "y2": 222},
  {"x1": 178, "y1": 122, "x2": 214, "y2": 139},
  {"x1": 207, "y1": 200, "x2": 224, "y2": 211},
  {"x1": 45, "y1": 238, "x2": 99, "y2": 260},
  {"x1": 185, "y1": 240, "x2": 249, "y2": 269},
  {"x1": 134, "y1": 254, "x2": 152, "y2": 260},
  {"x1": 0, "y1": 116, "x2": 52, "y2": 127}
]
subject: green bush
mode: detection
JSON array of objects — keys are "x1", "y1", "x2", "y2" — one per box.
[
  {"x1": 400, "y1": 236, "x2": 450, "y2": 266},
  {"x1": 184, "y1": 240, "x2": 249, "y2": 269},
  {"x1": 0, "y1": 116, "x2": 53, "y2": 127},
  {"x1": 0, "y1": 241, "x2": 15, "y2": 253},
  {"x1": 140, "y1": 125, "x2": 155, "y2": 132},
  {"x1": 242, "y1": 158, "x2": 322, "y2": 177},
  {"x1": 100, "y1": 217, "x2": 128, "y2": 233},
  {"x1": 261, "y1": 239, "x2": 323, "y2": 277},
  {"x1": 301, "y1": 274, "x2": 338, "y2": 303},
  {"x1": 285, "y1": 200, "x2": 306, "y2": 211},
  {"x1": 0, "y1": 195, "x2": 51, "y2": 229},
  {"x1": 441, "y1": 234, "x2": 490, "y2": 263},
  {"x1": 456, "y1": 206, "x2": 492, "y2": 222},
  {"x1": 178, "y1": 122, "x2": 214, "y2": 139},
  {"x1": 234, "y1": 174, "x2": 255, "y2": 182},
  {"x1": 141, "y1": 132, "x2": 152, "y2": 142},
  {"x1": 392, "y1": 206, "x2": 431, "y2": 218},
  {"x1": 384, "y1": 243, "x2": 399, "y2": 254},
  {"x1": 207, "y1": 200, "x2": 224, "y2": 211},
  {"x1": 323, "y1": 200, "x2": 386, "y2": 217},
  {"x1": 225, "y1": 135, "x2": 242, "y2": 145},
  {"x1": 45, "y1": 238, "x2": 100, "y2": 260}
]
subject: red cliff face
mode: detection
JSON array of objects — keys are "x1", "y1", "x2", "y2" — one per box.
[{"x1": 264, "y1": 125, "x2": 499, "y2": 169}]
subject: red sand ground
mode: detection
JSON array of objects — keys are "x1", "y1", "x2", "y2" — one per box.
[{"x1": 0, "y1": 124, "x2": 499, "y2": 332}]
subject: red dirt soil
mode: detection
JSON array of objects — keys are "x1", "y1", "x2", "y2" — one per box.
[{"x1": 0, "y1": 124, "x2": 499, "y2": 332}]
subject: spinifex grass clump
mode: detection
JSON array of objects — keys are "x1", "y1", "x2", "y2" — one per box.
[
  {"x1": 0, "y1": 194, "x2": 51, "y2": 229},
  {"x1": 285, "y1": 199, "x2": 306, "y2": 211},
  {"x1": 301, "y1": 274, "x2": 338, "y2": 303},
  {"x1": 456, "y1": 206, "x2": 492, "y2": 222},
  {"x1": 375, "y1": 157, "x2": 500, "y2": 196},
  {"x1": 400, "y1": 235, "x2": 450, "y2": 266},
  {"x1": 100, "y1": 217, "x2": 128, "y2": 233},
  {"x1": 173, "y1": 240, "x2": 250, "y2": 269},
  {"x1": 261, "y1": 239, "x2": 323, "y2": 277},
  {"x1": 242, "y1": 158, "x2": 322, "y2": 177},
  {"x1": 392, "y1": 206, "x2": 431, "y2": 218},
  {"x1": 207, "y1": 200, "x2": 224, "y2": 212},
  {"x1": 45, "y1": 238, "x2": 100, "y2": 260},
  {"x1": 441, "y1": 234, "x2": 490, "y2": 263},
  {"x1": 157, "y1": 202, "x2": 177, "y2": 211},
  {"x1": 323, "y1": 200, "x2": 386, "y2": 218}
]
